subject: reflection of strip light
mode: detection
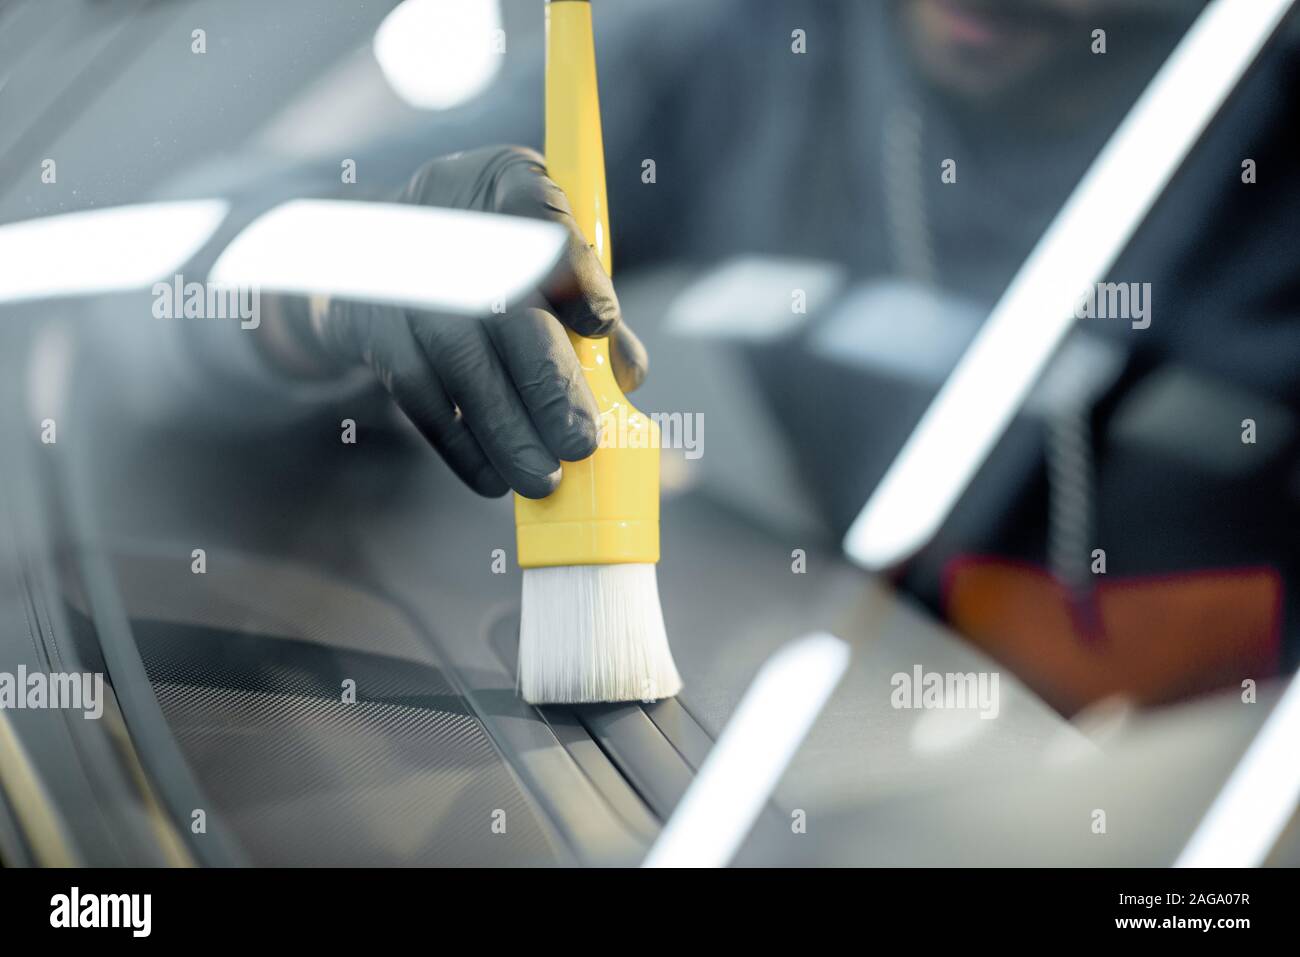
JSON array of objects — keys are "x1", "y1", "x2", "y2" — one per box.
[
  {"x1": 643, "y1": 633, "x2": 849, "y2": 868},
  {"x1": 843, "y1": 0, "x2": 1295, "y2": 571},
  {"x1": 0, "y1": 201, "x2": 228, "y2": 304},
  {"x1": 1176, "y1": 675, "x2": 1300, "y2": 867},
  {"x1": 209, "y1": 200, "x2": 566, "y2": 314},
  {"x1": 373, "y1": 0, "x2": 504, "y2": 111}
]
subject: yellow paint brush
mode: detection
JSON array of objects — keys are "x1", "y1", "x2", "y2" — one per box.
[{"x1": 515, "y1": 0, "x2": 681, "y2": 704}]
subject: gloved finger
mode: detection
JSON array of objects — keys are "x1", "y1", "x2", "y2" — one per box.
[
  {"x1": 494, "y1": 152, "x2": 622, "y2": 338},
  {"x1": 484, "y1": 306, "x2": 600, "y2": 461},
  {"x1": 609, "y1": 320, "x2": 649, "y2": 394},
  {"x1": 365, "y1": 317, "x2": 509, "y2": 497},
  {"x1": 409, "y1": 314, "x2": 563, "y2": 499}
]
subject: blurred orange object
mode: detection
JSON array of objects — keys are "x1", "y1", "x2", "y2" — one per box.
[{"x1": 944, "y1": 557, "x2": 1281, "y2": 715}]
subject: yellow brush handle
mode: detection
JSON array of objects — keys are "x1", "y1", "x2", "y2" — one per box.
[
  {"x1": 544, "y1": 0, "x2": 613, "y2": 278},
  {"x1": 543, "y1": 0, "x2": 615, "y2": 390},
  {"x1": 514, "y1": 0, "x2": 660, "y2": 568}
]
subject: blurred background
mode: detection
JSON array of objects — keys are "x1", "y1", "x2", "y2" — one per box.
[{"x1": 1, "y1": 0, "x2": 1298, "y2": 866}]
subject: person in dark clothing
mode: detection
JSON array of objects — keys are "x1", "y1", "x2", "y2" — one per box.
[{"x1": 125, "y1": 0, "x2": 1300, "y2": 711}]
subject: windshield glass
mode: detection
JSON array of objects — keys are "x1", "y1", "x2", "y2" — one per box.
[{"x1": 1, "y1": 0, "x2": 1297, "y2": 869}]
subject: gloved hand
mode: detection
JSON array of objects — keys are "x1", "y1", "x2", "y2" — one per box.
[{"x1": 268, "y1": 145, "x2": 648, "y2": 499}]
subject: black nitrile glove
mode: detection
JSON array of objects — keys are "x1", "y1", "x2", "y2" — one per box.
[{"x1": 272, "y1": 145, "x2": 649, "y2": 499}]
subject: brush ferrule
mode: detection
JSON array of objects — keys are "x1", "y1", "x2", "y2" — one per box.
[{"x1": 517, "y1": 518, "x2": 659, "y2": 568}]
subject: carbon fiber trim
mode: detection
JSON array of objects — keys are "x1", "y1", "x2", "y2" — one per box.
[{"x1": 111, "y1": 553, "x2": 563, "y2": 867}]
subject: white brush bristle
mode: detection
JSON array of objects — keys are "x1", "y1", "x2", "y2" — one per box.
[{"x1": 519, "y1": 563, "x2": 682, "y2": 704}]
